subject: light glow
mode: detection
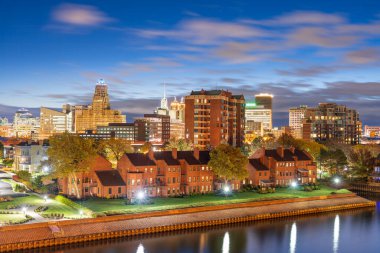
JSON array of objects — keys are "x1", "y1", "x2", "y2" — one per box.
[
  {"x1": 290, "y1": 223, "x2": 297, "y2": 253},
  {"x1": 333, "y1": 215, "x2": 340, "y2": 253},
  {"x1": 222, "y1": 232, "x2": 230, "y2": 253}
]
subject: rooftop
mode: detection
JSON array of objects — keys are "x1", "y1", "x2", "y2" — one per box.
[{"x1": 95, "y1": 170, "x2": 126, "y2": 187}]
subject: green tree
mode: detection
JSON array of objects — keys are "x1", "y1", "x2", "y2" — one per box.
[
  {"x1": 320, "y1": 149, "x2": 347, "y2": 176},
  {"x1": 139, "y1": 142, "x2": 152, "y2": 154},
  {"x1": 47, "y1": 132, "x2": 98, "y2": 198},
  {"x1": 208, "y1": 144, "x2": 248, "y2": 186},
  {"x1": 99, "y1": 138, "x2": 133, "y2": 166},
  {"x1": 165, "y1": 138, "x2": 193, "y2": 151},
  {"x1": 0, "y1": 141, "x2": 4, "y2": 159},
  {"x1": 277, "y1": 133, "x2": 297, "y2": 148},
  {"x1": 348, "y1": 146, "x2": 376, "y2": 180},
  {"x1": 16, "y1": 170, "x2": 31, "y2": 182}
]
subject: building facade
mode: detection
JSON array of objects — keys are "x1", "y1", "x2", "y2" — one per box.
[
  {"x1": 245, "y1": 95, "x2": 273, "y2": 133},
  {"x1": 364, "y1": 125, "x2": 380, "y2": 137},
  {"x1": 289, "y1": 105, "x2": 308, "y2": 139},
  {"x1": 302, "y1": 103, "x2": 361, "y2": 144},
  {"x1": 39, "y1": 107, "x2": 73, "y2": 140},
  {"x1": 185, "y1": 90, "x2": 245, "y2": 149},
  {"x1": 74, "y1": 81, "x2": 126, "y2": 133},
  {"x1": 13, "y1": 141, "x2": 49, "y2": 173},
  {"x1": 13, "y1": 108, "x2": 40, "y2": 138},
  {"x1": 97, "y1": 123, "x2": 135, "y2": 141}
]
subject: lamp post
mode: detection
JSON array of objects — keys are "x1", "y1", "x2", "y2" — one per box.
[
  {"x1": 44, "y1": 195, "x2": 48, "y2": 203},
  {"x1": 137, "y1": 190, "x2": 145, "y2": 203},
  {"x1": 223, "y1": 185, "x2": 230, "y2": 198},
  {"x1": 22, "y1": 207, "x2": 27, "y2": 215}
]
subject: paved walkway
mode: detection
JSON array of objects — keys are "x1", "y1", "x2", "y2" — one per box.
[{"x1": 0, "y1": 195, "x2": 373, "y2": 246}]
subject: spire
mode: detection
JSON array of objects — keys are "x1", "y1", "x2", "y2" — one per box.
[
  {"x1": 160, "y1": 82, "x2": 168, "y2": 110},
  {"x1": 164, "y1": 82, "x2": 166, "y2": 99}
]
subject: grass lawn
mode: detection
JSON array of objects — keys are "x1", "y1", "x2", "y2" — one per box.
[
  {"x1": 79, "y1": 185, "x2": 351, "y2": 215},
  {"x1": 0, "y1": 213, "x2": 27, "y2": 223},
  {"x1": 0, "y1": 195, "x2": 84, "y2": 219}
]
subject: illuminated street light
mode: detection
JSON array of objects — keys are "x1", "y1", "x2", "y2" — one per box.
[
  {"x1": 137, "y1": 190, "x2": 145, "y2": 200},
  {"x1": 22, "y1": 207, "x2": 27, "y2": 214},
  {"x1": 291, "y1": 181, "x2": 298, "y2": 188},
  {"x1": 223, "y1": 185, "x2": 230, "y2": 194},
  {"x1": 44, "y1": 195, "x2": 48, "y2": 202},
  {"x1": 334, "y1": 177, "x2": 341, "y2": 184},
  {"x1": 43, "y1": 166, "x2": 49, "y2": 173},
  {"x1": 79, "y1": 210, "x2": 84, "y2": 217}
]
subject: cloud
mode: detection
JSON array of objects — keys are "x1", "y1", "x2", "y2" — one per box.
[
  {"x1": 138, "y1": 19, "x2": 268, "y2": 44},
  {"x1": 345, "y1": 48, "x2": 380, "y2": 64},
  {"x1": 276, "y1": 65, "x2": 345, "y2": 77},
  {"x1": 52, "y1": 3, "x2": 113, "y2": 26}
]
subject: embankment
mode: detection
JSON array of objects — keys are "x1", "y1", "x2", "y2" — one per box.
[{"x1": 0, "y1": 193, "x2": 375, "y2": 252}]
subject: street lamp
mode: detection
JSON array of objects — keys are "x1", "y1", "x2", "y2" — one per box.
[
  {"x1": 223, "y1": 185, "x2": 230, "y2": 197},
  {"x1": 44, "y1": 195, "x2": 48, "y2": 202},
  {"x1": 137, "y1": 190, "x2": 145, "y2": 201},
  {"x1": 22, "y1": 207, "x2": 27, "y2": 214},
  {"x1": 291, "y1": 181, "x2": 298, "y2": 188},
  {"x1": 79, "y1": 210, "x2": 84, "y2": 218},
  {"x1": 334, "y1": 177, "x2": 341, "y2": 184}
]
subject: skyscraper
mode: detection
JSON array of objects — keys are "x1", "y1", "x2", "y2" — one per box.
[
  {"x1": 289, "y1": 105, "x2": 308, "y2": 139},
  {"x1": 185, "y1": 89, "x2": 245, "y2": 149},
  {"x1": 302, "y1": 103, "x2": 361, "y2": 144},
  {"x1": 245, "y1": 96, "x2": 273, "y2": 133},
  {"x1": 74, "y1": 80, "x2": 126, "y2": 133},
  {"x1": 13, "y1": 108, "x2": 40, "y2": 138},
  {"x1": 39, "y1": 107, "x2": 73, "y2": 140}
]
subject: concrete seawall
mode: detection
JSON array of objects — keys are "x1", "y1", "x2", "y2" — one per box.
[{"x1": 0, "y1": 194, "x2": 375, "y2": 252}]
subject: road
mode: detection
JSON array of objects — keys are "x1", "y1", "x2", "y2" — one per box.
[{"x1": 0, "y1": 170, "x2": 28, "y2": 198}]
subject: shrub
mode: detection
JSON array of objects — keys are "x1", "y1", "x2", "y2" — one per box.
[
  {"x1": 5, "y1": 204, "x2": 20, "y2": 210},
  {"x1": 35, "y1": 206, "x2": 48, "y2": 212},
  {"x1": 14, "y1": 184, "x2": 27, "y2": 192}
]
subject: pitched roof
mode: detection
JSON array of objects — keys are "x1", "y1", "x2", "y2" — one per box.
[
  {"x1": 153, "y1": 151, "x2": 180, "y2": 165},
  {"x1": 199, "y1": 151, "x2": 211, "y2": 164},
  {"x1": 125, "y1": 153, "x2": 156, "y2": 166},
  {"x1": 95, "y1": 170, "x2": 126, "y2": 186},
  {"x1": 264, "y1": 148, "x2": 312, "y2": 161},
  {"x1": 248, "y1": 159, "x2": 269, "y2": 171},
  {"x1": 177, "y1": 151, "x2": 200, "y2": 165}
]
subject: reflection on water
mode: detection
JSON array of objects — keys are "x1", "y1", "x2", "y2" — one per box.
[
  {"x1": 27, "y1": 205, "x2": 378, "y2": 253},
  {"x1": 222, "y1": 232, "x2": 230, "y2": 253},
  {"x1": 289, "y1": 223, "x2": 297, "y2": 253},
  {"x1": 333, "y1": 215, "x2": 340, "y2": 253},
  {"x1": 136, "y1": 243, "x2": 144, "y2": 253}
]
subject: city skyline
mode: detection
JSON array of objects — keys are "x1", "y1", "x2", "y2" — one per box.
[{"x1": 1, "y1": 0, "x2": 380, "y2": 126}]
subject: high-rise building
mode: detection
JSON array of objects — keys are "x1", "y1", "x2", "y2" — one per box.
[
  {"x1": 302, "y1": 103, "x2": 361, "y2": 144},
  {"x1": 74, "y1": 80, "x2": 126, "y2": 133},
  {"x1": 255, "y1": 93, "x2": 273, "y2": 110},
  {"x1": 13, "y1": 108, "x2": 40, "y2": 138},
  {"x1": 97, "y1": 123, "x2": 135, "y2": 141},
  {"x1": 39, "y1": 107, "x2": 74, "y2": 140},
  {"x1": 185, "y1": 90, "x2": 245, "y2": 149},
  {"x1": 134, "y1": 114, "x2": 170, "y2": 144},
  {"x1": 289, "y1": 105, "x2": 308, "y2": 139},
  {"x1": 245, "y1": 100, "x2": 272, "y2": 132},
  {"x1": 169, "y1": 97, "x2": 185, "y2": 122}
]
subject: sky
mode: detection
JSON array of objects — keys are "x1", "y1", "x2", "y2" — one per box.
[{"x1": 1, "y1": 0, "x2": 380, "y2": 126}]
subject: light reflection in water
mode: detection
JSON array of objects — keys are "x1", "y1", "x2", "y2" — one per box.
[
  {"x1": 333, "y1": 215, "x2": 340, "y2": 253},
  {"x1": 289, "y1": 223, "x2": 297, "y2": 253},
  {"x1": 136, "y1": 243, "x2": 144, "y2": 253},
  {"x1": 222, "y1": 232, "x2": 230, "y2": 253}
]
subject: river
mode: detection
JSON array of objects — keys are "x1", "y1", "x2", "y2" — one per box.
[{"x1": 27, "y1": 194, "x2": 380, "y2": 253}]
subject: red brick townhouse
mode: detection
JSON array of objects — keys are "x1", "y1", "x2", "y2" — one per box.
[
  {"x1": 117, "y1": 148, "x2": 214, "y2": 198},
  {"x1": 58, "y1": 155, "x2": 126, "y2": 199},
  {"x1": 248, "y1": 147, "x2": 317, "y2": 186}
]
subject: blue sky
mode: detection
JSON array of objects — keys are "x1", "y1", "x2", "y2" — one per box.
[{"x1": 1, "y1": 0, "x2": 380, "y2": 126}]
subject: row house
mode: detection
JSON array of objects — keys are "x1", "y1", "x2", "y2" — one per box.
[
  {"x1": 59, "y1": 155, "x2": 126, "y2": 199},
  {"x1": 248, "y1": 147, "x2": 317, "y2": 186}
]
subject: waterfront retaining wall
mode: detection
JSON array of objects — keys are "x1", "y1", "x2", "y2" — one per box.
[{"x1": 0, "y1": 194, "x2": 375, "y2": 252}]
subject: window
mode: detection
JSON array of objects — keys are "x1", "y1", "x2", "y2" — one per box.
[
  {"x1": 108, "y1": 188, "x2": 112, "y2": 194},
  {"x1": 118, "y1": 187, "x2": 121, "y2": 194}
]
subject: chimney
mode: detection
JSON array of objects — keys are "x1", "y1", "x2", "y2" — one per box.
[
  {"x1": 194, "y1": 147, "x2": 200, "y2": 160},
  {"x1": 148, "y1": 149, "x2": 154, "y2": 160},
  {"x1": 172, "y1": 148, "x2": 178, "y2": 159},
  {"x1": 276, "y1": 146, "x2": 284, "y2": 158}
]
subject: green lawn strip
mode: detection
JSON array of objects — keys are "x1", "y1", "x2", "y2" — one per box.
[
  {"x1": 0, "y1": 213, "x2": 27, "y2": 223},
  {"x1": 0, "y1": 195, "x2": 82, "y2": 219},
  {"x1": 79, "y1": 185, "x2": 351, "y2": 215}
]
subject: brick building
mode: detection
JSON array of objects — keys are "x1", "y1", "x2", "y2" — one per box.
[
  {"x1": 185, "y1": 90, "x2": 245, "y2": 149},
  {"x1": 58, "y1": 155, "x2": 126, "y2": 199},
  {"x1": 249, "y1": 147, "x2": 317, "y2": 186}
]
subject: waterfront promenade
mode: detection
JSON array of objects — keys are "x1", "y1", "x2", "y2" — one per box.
[{"x1": 0, "y1": 194, "x2": 375, "y2": 252}]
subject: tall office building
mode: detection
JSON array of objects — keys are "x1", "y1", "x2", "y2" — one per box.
[
  {"x1": 74, "y1": 80, "x2": 126, "y2": 133},
  {"x1": 169, "y1": 97, "x2": 185, "y2": 122},
  {"x1": 245, "y1": 99, "x2": 272, "y2": 132},
  {"x1": 39, "y1": 107, "x2": 74, "y2": 140},
  {"x1": 13, "y1": 108, "x2": 40, "y2": 138},
  {"x1": 255, "y1": 93, "x2": 273, "y2": 110},
  {"x1": 185, "y1": 89, "x2": 245, "y2": 149},
  {"x1": 302, "y1": 103, "x2": 361, "y2": 144},
  {"x1": 289, "y1": 105, "x2": 308, "y2": 139},
  {"x1": 135, "y1": 114, "x2": 170, "y2": 144}
]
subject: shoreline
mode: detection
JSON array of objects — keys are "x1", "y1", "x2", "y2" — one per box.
[{"x1": 0, "y1": 193, "x2": 375, "y2": 252}]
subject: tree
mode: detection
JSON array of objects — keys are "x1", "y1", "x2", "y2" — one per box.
[
  {"x1": 47, "y1": 133, "x2": 98, "y2": 198},
  {"x1": 139, "y1": 142, "x2": 152, "y2": 154},
  {"x1": 320, "y1": 149, "x2": 347, "y2": 176},
  {"x1": 99, "y1": 139, "x2": 133, "y2": 166},
  {"x1": 16, "y1": 170, "x2": 31, "y2": 182},
  {"x1": 277, "y1": 133, "x2": 297, "y2": 148},
  {"x1": 0, "y1": 141, "x2": 4, "y2": 159},
  {"x1": 165, "y1": 138, "x2": 193, "y2": 151},
  {"x1": 208, "y1": 144, "x2": 248, "y2": 186},
  {"x1": 348, "y1": 146, "x2": 376, "y2": 180}
]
